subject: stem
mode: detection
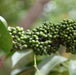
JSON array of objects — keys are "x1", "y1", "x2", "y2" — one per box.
[{"x1": 34, "y1": 54, "x2": 39, "y2": 71}]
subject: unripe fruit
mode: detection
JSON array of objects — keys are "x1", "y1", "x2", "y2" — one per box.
[{"x1": 8, "y1": 19, "x2": 76, "y2": 55}]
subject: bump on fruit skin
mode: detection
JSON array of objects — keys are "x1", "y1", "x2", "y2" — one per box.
[{"x1": 8, "y1": 19, "x2": 76, "y2": 55}]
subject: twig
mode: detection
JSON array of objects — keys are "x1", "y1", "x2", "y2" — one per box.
[
  {"x1": 34, "y1": 54, "x2": 39, "y2": 71},
  {"x1": 19, "y1": 0, "x2": 49, "y2": 31}
]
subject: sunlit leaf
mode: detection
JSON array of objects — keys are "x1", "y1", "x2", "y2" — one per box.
[
  {"x1": 69, "y1": 60, "x2": 76, "y2": 75},
  {"x1": 12, "y1": 50, "x2": 32, "y2": 68},
  {"x1": 11, "y1": 67, "x2": 34, "y2": 75},
  {"x1": 0, "y1": 16, "x2": 8, "y2": 27},
  {"x1": 35, "y1": 70, "x2": 44, "y2": 75},
  {"x1": 36, "y1": 55, "x2": 67, "y2": 75}
]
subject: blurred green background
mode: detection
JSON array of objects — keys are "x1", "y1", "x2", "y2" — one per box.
[
  {"x1": 0, "y1": 0, "x2": 76, "y2": 75},
  {"x1": 0, "y1": 0, "x2": 35, "y2": 25},
  {"x1": 0, "y1": 0, "x2": 76, "y2": 26}
]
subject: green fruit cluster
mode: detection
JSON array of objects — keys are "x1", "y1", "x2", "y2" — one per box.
[
  {"x1": 25, "y1": 22, "x2": 60, "y2": 55},
  {"x1": 59, "y1": 19, "x2": 76, "y2": 54},
  {"x1": 8, "y1": 19, "x2": 76, "y2": 55},
  {"x1": 8, "y1": 26, "x2": 28, "y2": 51}
]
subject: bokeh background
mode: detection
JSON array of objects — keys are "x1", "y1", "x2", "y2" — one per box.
[
  {"x1": 0, "y1": 0, "x2": 76, "y2": 75},
  {"x1": 1, "y1": 0, "x2": 76, "y2": 26}
]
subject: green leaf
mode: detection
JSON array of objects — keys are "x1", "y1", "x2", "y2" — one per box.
[
  {"x1": 0, "y1": 16, "x2": 13, "y2": 56},
  {"x1": 36, "y1": 55, "x2": 67, "y2": 75},
  {"x1": 35, "y1": 70, "x2": 44, "y2": 75},
  {"x1": 12, "y1": 50, "x2": 32, "y2": 68},
  {"x1": 11, "y1": 67, "x2": 34, "y2": 75},
  {"x1": 69, "y1": 60, "x2": 76, "y2": 75},
  {"x1": 0, "y1": 16, "x2": 8, "y2": 27}
]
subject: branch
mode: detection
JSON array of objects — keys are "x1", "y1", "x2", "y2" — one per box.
[{"x1": 19, "y1": 0, "x2": 50, "y2": 31}]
